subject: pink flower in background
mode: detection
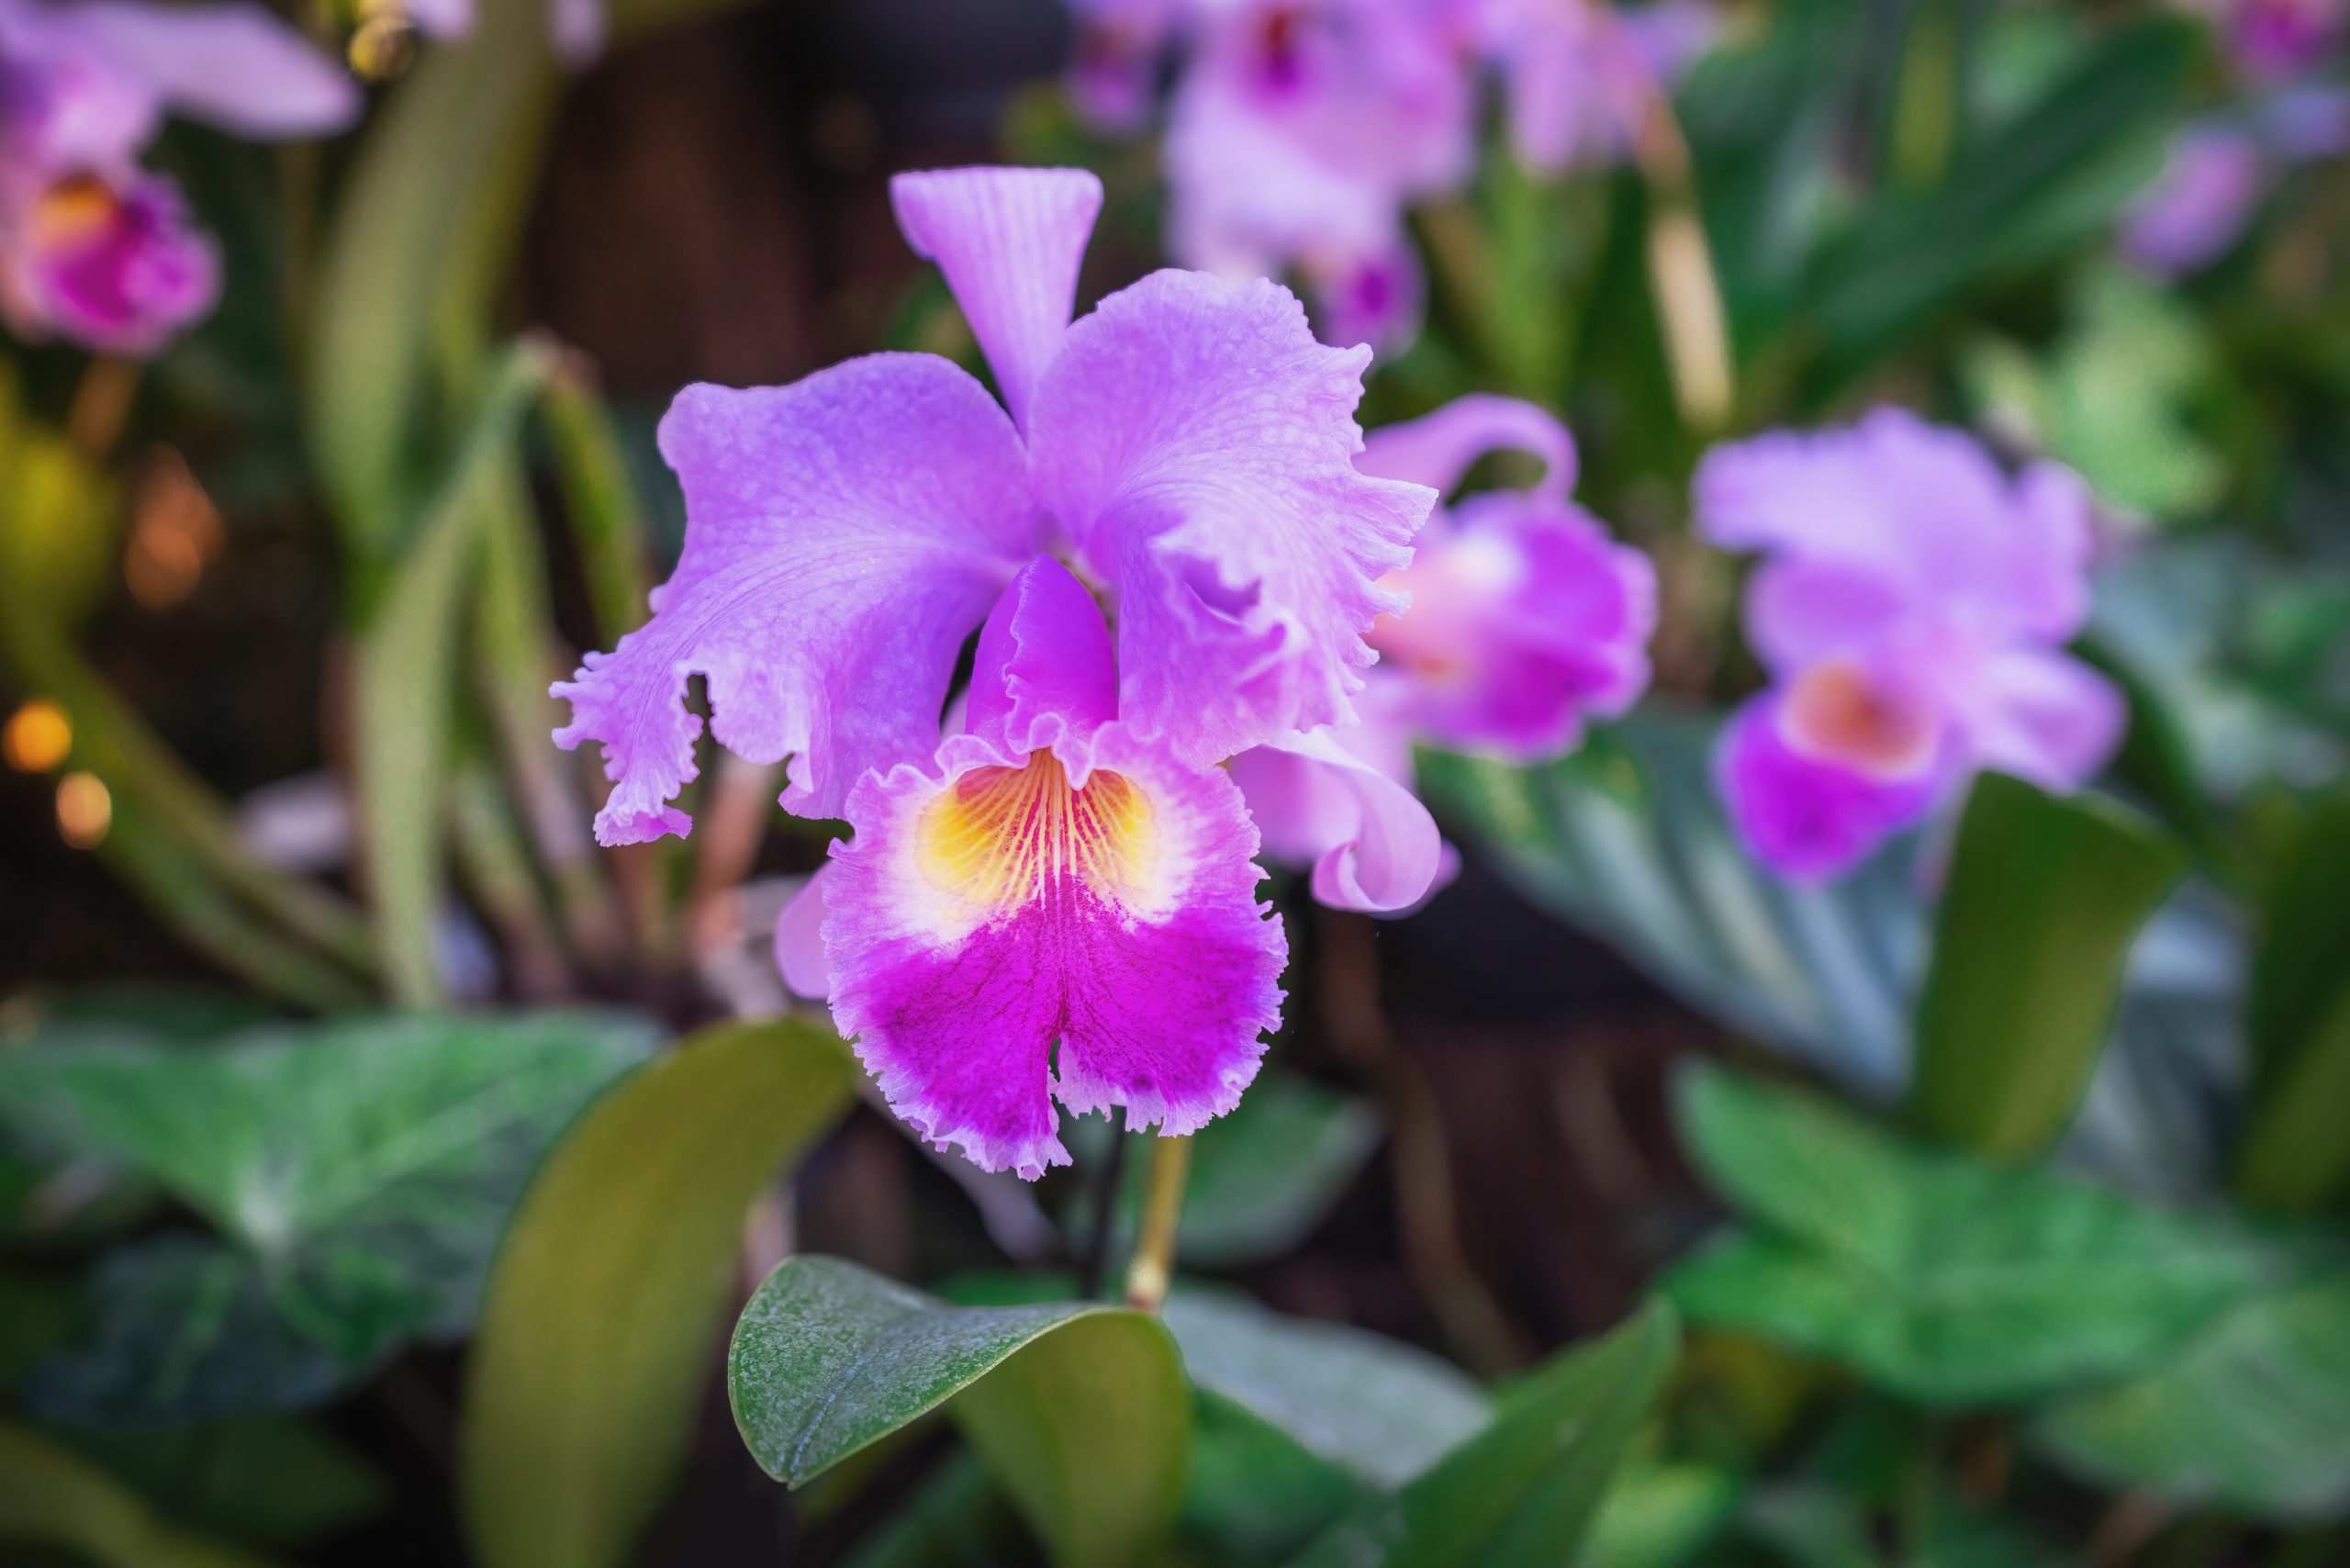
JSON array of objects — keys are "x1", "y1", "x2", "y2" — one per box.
[
  {"x1": 1082, "y1": 0, "x2": 1716, "y2": 350},
  {"x1": 1232, "y1": 394, "x2": 1656, "y2": 912},
  {"x1": 2121, "y1": 88, "x2": 2350, "y2": 277},
  {"x1": 1696, "y1": 409, "x2": 2125, "y2": 881},
  {"x1": 1483, "y1": 0, "x2": 1715, "y2": 174},
  {"x1": 0, "y1": 0, "x2": 357, "y2": 352},
  {"x1": 1163, "y1": 0, "x2": 1476, "y2": 350},
  {"x1": 399, "y1": 0, "x2": 608, "y2": 69},
  {"x1": 2209, "y1": 0, "x2": 2344, "y2": 80},
  {"x1": 554, "y1": 167, "x2": 1438, "y2": 1176}
]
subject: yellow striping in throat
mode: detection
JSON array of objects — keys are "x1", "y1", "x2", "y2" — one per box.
[{"x1": 915, "y1": 751, "x2": 1158, "y2": 913}]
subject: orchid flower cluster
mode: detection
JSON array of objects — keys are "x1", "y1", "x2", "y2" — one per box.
[
  {"x1": 1697, "y1": 409, "x2": 2125, "y2": 881},
  {"x1": 554, "y1": 166, "x2": 1654, "y2": 1177},
  {"x1": 1066, "y1": 0, "x2": 1713, "y2": 348},
  {"x1": 2120, "y1": 0, "x2": 2349, "y2": 276},
  {"x1": 0, "y1": 0, "x2": 355, "y2": 353}
]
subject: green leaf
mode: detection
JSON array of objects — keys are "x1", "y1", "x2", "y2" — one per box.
[
  {"x1": 1182, "y1": 1395, "x2": 1367, "y2": 1566},
  {"x1": 352, "y1": 343, "x2": 553, "y2": 1006},
  {"x1": 2033, "y1": 1272, "x2": 2350, "y2": 1520},
  {"x1": 52, "y1": 1417, "x2": 389, "y2": 1549},
  {"x1": 0, "y1": 1010, "x2": 653, "y2": 1419},
  {"x1": 308, "y1": 0, "x2": 557, "y2": 559},
  {"x1": 1161, "y1": 1291, "x2": 1486, "y2": 1487},
  {"x1": 1416, "y1": 717, "x2": 1921, "y2": 1098},
  {"x1": 460, "y1": 1017, "x2": 859, "y2": 1568},
  {"x1": 0, "y1": 1418, "x2": 275, "y2": 1568},
  {"x1": 729, "y1": 1256, "x2": 1189, "y2": 1567},
  {"x1": 2237, "y1": 791, "x2": 2350, "y2": 1209},
  {"x1": 1908, "y1": 772, "x2": 2185, "y2": 1160},
  {"x1": 1581, "y1": 1463, "x2": 1742, "y2": 1568},
  {"x1": 837, "y1": 1449, "x2": 1034, "y2": 1568},
  {"x1": 1667, "y1": 1064, "x2": 2299, "y2": 1404},
  {"x1": 1287, "y1": 1301, "x2": 1680, "y2": 1568},
  {"x1": 1803, "y1": 17, "x2": 2196, "y2": 381}
]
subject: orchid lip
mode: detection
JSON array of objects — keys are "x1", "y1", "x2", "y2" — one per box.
[{"x1": 1775, "y1": 658, "x2": 1942, "y2": 781}]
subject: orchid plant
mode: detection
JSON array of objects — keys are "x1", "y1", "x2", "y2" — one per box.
[{"x1": 0, "y1": 1, "x2": 2347, "y2": 1565}]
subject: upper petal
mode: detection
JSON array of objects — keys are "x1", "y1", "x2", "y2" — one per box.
[
  {"x1": 1357, "y1": 393, "x2": 1578, "y2": 504},
  {"x1": 552, "y1": 354, "x2": 1037, "y2": 844},
  {"x1": 1230, "y1": 717, "x2": 1445, "y2": 914},
  {"x1": 825, "y1": 722, "x2": 1286, "y2": 1178},
  {"x1": 890, "y1": 166, "x2": 1103, "y2": 432},
  {"x1": 1030, "y1": 268, "x2": 1434, "y2": 767},
  {"x1": 65, "y1": 2, "x2": 361, "y2": 139}
]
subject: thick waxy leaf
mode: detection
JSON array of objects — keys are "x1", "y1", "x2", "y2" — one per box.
[
  {"x1": 1162, "y1": 1291, "x2": 1487, "y2": 1487},
  {"x1": 729, "y1": 1256, "x2": 1188, "y2": 1567},
  {"x1": 461, "y1": 1017, "x2": 859, "y2": 1568},
  {"x1": 1667, "y1": 1065, "x2": 2299, "y2": 1404},
  {"x1": 0, "y1": 1419, "x2": 274, "y2": 1568},
  {"x1": 1908, "y1": 773, "x2": 2185, "y2": 1160},
  {"x1": 1416, "y1": 718, "x2": 1922, "y2": 1098},
  {"x1": 2034, "y1": 1273, "x2": 2350, "y2": 1520},
  {"x1": 0, "y1": 1011, "x2": 652, "y2": 1419},
  {"x1": 1288, "y1": 1301, "x2": 1680, "y2": 1568},
  {"x1": 1183, "y1": 1395, "x2": 1367, "y2": 1566}
]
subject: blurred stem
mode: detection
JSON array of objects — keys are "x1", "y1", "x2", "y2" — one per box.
[
  {"x1": 1889, "y1": 0, "x2": 1962, "y2": 189},
  {"x1": 541, "y1": 354, "x2": 655, "y2": 648},
  {"x1": 1598, "y1": 6, "x2": 1734, "y2": 431},
  {"x1": 1121, "y1": 1134, "x2": 1190, "y2": 1312},
  {"x1": 450, "y1": 755, "x2": 573, "y2": 999},
  {"x1": 65, "y1": 358, "x2": 139, "y2": 460},
  {"x1": 1076, "y1": 1107, "x2": 1130, "y2": 1300},
  {"x1": 470, "y1": 447, "x2": 632, "y2": 969}
]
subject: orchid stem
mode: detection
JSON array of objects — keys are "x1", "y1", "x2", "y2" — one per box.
[{"x1": 1121, "y1": 1133, "x2": 1190, "y2": 1312}]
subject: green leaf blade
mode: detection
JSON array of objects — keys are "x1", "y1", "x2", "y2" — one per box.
[
  {"x1": 1288, "y1": 1301, "x2": 1681, "y2": 1568},
  {"x1": 459, "y1": 1016, "x2": 859, "y2": 1568},
  {"x1": 728, "y1": 1256, "x2": 1188, "y2": 1567},
  {"x1": 1908, "y1": 772, "x2": 2186, "y2": 1160}
]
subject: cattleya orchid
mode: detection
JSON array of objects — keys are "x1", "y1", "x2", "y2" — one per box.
[
  {"x1": 0, "y1": 0, "x2": 356, "y2": 353},
  {"x1": 1073, "y1": 0, "x2": 1714, "y2": 349},
  {"x1": 554, "y1": 166, "x2": 1439, "y2": 1178},
  {"x1": 1696, "y1": 409, "x2": 2125, "y2": 881},
  {"x1": 1231, "y1": 393, "x2": 1655, "y2": 908}
]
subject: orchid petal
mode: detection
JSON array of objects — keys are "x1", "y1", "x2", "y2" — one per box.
[
  {"x1": 65, "y1": 1, "x2": 360, "y2": 139},
  {"x1": 1357, "y1": 393, "x2": 1578, "y2": 503},
  {"x1": 890, "y1": 166, "x2": 1103, "y2": 432},
  {"x1": 552, "y1": 354, "x2": 1036, "y2": 844},
  {"x1": 1231, "y1": 720, "x2": 1443, "y2": 914},
  {"x1": 1030, "y1": 268, "x2": 1433, "y2": 767},
  {"x1": 1717, "y1": 694, "x2": 1944, "y2": 882},
  {"x1": 775, "y1": 868, "x2": 833, "y2": 1001}
]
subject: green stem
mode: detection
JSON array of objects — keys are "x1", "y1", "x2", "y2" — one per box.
[{"x1": 1121, "y1": 1135, "x2": 1191, "y2": 1313}]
